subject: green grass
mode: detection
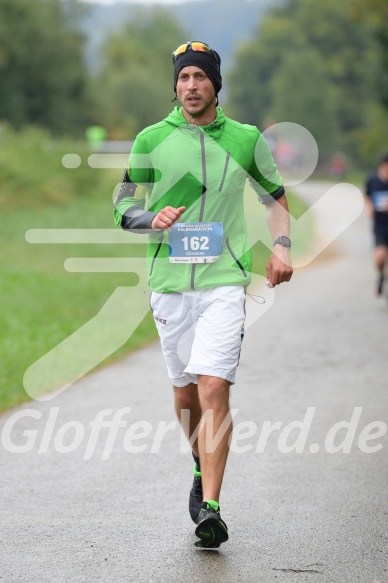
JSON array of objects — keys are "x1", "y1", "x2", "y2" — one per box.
[
  {"x1": 0, "y1": 198, "x2": 156, "y2": 410},
  {"x1": 0, "y1": 126, "x2": 314, "y2": 410}
]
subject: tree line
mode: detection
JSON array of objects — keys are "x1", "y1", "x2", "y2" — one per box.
[
  {"x1": 0, "y1": 0, "x2": 386, "y2": 166},
  {"x1": 227, "y1": 0, "x2": 388, "y2": 165}
]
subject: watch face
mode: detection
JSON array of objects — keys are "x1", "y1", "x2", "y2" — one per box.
[{"x1": 274, "y1": 236, "x2": 291, "y2": 247}]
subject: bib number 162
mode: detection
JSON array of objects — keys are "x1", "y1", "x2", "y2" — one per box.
[{"x1": 182, "y1": 236, "x2": 209, "y2": 251}]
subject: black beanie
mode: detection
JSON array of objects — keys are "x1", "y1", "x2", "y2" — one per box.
[{"x1": 173, "y1": 48, "x2": 222, "y2": 95}]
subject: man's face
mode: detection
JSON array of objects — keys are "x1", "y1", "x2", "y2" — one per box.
[{"x1": 176, "y1": 65, "x2": 216, "y2": 119}]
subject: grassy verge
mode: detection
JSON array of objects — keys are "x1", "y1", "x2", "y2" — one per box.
[{"x1": 0, "y1": 127, "x2": 314, "y2": 410}]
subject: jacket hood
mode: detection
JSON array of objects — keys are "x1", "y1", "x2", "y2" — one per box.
[{"x1": 164, "y1": 106, "x2": 226, "y2": 138}]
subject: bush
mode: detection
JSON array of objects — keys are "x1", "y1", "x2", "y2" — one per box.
[{"x1": 0, "y1": 123, "x2": 115, "y2": 208}]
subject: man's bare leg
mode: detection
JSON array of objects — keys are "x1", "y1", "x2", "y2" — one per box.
[
  {"x1": 174, "y1": 383, "x2": 201, "y2": 457},
  {"x1": 375, "y1": 246, "x2": 387, "y2": 294},
  {"x1": 375, "y1": 245, "x2": 387, "y2": 272},
  {"x1": 197, "y1": 375, "x2": 232, "y2": 503},
  {"x1": 174, "y1": 376, "x2": 232, "y2": 502}
]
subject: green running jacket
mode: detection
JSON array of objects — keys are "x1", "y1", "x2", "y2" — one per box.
[{"x1": 114, "y1": 106, "x2": 284, "y2": 293}]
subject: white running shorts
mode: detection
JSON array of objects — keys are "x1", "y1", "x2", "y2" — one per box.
[{"x1": 150, "y1": 286, "x2": 246, "y2": 387}]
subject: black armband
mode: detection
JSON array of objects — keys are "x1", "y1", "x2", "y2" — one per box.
[
  {"x1": 258, "y1": 185, "x2": 285, "y2": 205},
  {"x1": 116, "y1": 168, "x2": 157, "y2": 233},
  {"x1": 115, "y1": 168, "x2": 138, "y2": 205}
]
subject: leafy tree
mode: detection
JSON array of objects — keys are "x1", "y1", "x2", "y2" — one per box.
[
  {"x1": 271, "y1": 47, "x2": 339, "y2": 158},
  {"x1": 227, "y1": 0, "x2": 379, "y2": 162},
  {"x1": 93, "y1": 9, "x2": 188, "y2": 138},
  {"x1": 227, "y1": 11, "x2": 293, "y2": 126},
  {"x1": 0, "y1": 0, "x2": 90, "y2": 135},
  {"x1": 350, "y1": 104, "x2": 388, "y2": 166},
  {"x1": 352, "y1": 0, "x2": 388, "y2": 111}
]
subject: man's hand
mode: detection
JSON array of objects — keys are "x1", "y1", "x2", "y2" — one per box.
[
  {"x1": 266, "y1": 247, "x2": 293, "y2": 288},
  {"x1": 364, "y1": 197, "x2": 375, "y2": 219},
  {"x1": 151, "y1": 206, "x2": 186, "y2": 231}
]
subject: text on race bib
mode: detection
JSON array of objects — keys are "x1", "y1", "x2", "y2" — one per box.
[{"x1": 168, "y1": 222, "x2": 224, "y2": 264}]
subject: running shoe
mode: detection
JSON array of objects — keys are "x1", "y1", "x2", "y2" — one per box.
[
  {"x1": 189, "y1": 464, "x2": 203, "y2": 524},
  {"x1": 194, "y1": 501, "x2": 228, "y2": 548}
]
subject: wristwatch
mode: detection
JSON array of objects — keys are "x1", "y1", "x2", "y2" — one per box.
[{"x1": 273, "y1": 236, "x2": 291, "y2": 248}]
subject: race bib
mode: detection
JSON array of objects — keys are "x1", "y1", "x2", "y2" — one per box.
[
  {"x1": 372, "y1": 191, "x2": 388, "y2": 212},
  {"x1": 169, "y1": 222, "x2": 224, "y2": 264}
]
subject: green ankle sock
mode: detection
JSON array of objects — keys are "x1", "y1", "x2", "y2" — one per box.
[
  {"x1": 205, "y1": 500, "x2": 219, "y2": 511},
  {"x1": 193, "y1": 465, "x2": 202, "y2": 478}
]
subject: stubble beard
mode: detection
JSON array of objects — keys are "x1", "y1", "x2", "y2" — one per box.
[{"x1": 182, "y1": 94, "x2": 214, "y2": 121}]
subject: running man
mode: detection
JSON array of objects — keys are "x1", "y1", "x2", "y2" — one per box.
[
  {"x1": 365, "y1": 154, "x2": 388, "y2": 296},
  {"x1": 114, "y1": 41, "x2": 293, "y2": 547}
]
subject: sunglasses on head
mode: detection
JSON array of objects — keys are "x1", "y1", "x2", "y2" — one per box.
[{"x1": 172, "y1": 41, "x2": 220, "y2": 68}]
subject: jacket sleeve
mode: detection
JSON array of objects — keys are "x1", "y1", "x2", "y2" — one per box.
[
  {"x1": 247, "y1": 132, "x2": 285, "y2": 205},
  {"x1": 113, "y1": 133, "x2": 157, "y2": 233}
]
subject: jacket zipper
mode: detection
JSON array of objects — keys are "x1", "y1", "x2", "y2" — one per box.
[
  {"x1": 226, "y1": 236, "x2": 247, "y2": 277},
  {"x1": 190, "y1": 131, "x2": 207, "y2": 290},
  {"x1": 149, "y1": 233, "x2": 164, "y2": 277},
  {"x1": 218, "y1": 151, "x2": 230, "y2": 192}
]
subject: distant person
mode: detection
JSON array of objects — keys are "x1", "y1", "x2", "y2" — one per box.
[
  {"x1": 114, "y1": 40, "x2": 292, "y2": 548},
  {"x1": 85, "y1": 124, "x2": 108, "y2": 150},
  {"x1": 329, "y1": 153, "x2": 347, "y2": 179},
  {"x1": 274, "y1": 139, "x2": 294, "y2": 176},
  {"x1": 365, "y1": 153, "x2": 388, "y2": 295}
]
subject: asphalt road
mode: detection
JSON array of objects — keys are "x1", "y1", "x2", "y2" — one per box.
[{"x1": 1, "y1": 181, "x2": 387, "y2": 583}]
